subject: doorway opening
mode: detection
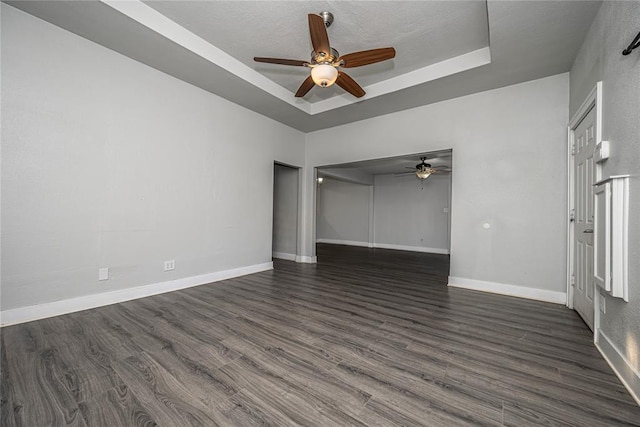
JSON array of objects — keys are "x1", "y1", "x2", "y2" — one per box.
[
  {"x1": 567, "y1": 82, "x2": 603, "y2": 332},
  {"x1": 314, "y1": 149, "x2": 452, "y2": 279},
  {"x1": 272, "y1": 162, "x2": 300, "y2": 261}
]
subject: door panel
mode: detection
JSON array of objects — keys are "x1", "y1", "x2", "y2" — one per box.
[{"x1": 573, "y1": 107, "x2": 596, "y2": 329}]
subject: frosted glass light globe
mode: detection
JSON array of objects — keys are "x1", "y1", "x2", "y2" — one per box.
[
  {"x1": 311, "y1": 64, "x2": 338, "y2": 87},
  {"x1": 416, "y1": 168, "x2": 432, "y2": 180}
]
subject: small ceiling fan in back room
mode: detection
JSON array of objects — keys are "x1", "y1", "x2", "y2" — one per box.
[
  {"x1": 254, "y1": 12, "x2": 396, "y2": 98},
  {"x1": 396, "y1": 157, "x2": 451, "y2": 181}
]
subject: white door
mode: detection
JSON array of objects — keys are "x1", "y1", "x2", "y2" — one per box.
[{"x1": 573, "y1": 106, "x2": 596, "y2": 329}]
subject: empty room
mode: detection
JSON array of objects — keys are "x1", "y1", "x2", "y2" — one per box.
[{"x1": 2, "y1": 1, "x2": 640, "y2": 425}]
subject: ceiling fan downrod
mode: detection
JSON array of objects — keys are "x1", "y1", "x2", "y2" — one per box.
[{"x1": 318, "y1": 11, "x2": 334, "y2": 28}]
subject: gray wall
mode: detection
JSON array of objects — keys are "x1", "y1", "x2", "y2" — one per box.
[
  {"x1": 315, "y1": 173, "x2": 450, "y2": 252},
  {"x1": 319, "y1": 168, "x2": 374, "y2": 186},
  {"x1": 316, "y1": 179, "x2": 370, "y2": 244},
  {"x1": 305, "y1": 73, "x2": 569, "y2": 294},
  {"x1": 1, "y1": 5, "x2": 304, "y2": 311},
  {"x1": 272, "y1": 164, "x2": 298, "y2": 257},
  {"x1": 374, "y1": 174, "x2": 450, "y2": 251},
  {"x1": 570, "y1": 1, "x2": 640, "y2": 370}
]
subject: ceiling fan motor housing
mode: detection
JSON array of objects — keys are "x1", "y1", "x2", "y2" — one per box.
[{"x1": 311, "y1": 48, "x2": 340, "y2": 65}]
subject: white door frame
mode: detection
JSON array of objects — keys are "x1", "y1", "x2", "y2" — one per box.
[{"x1": 567, "y1": 82, "x2": 603, "y2": 333}]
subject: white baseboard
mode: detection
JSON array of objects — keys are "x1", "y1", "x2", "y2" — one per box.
[
  {"x1": 273, "y1": 252, "x2": 317, "y2": 263},
  {"x1": 373, "y1": 242, "x2": 449, "y2": 255},
  {"x1": 0, "y1": 262, "x2": 273, "y2": 327},
  {"x1": 596, "y1": 330, "x2": 640, "y2": 405},
  {"x1": 316, "y1": 238, "x2": 370, "y2": 248},
  {"x1": 448, "y1": 276, "x2": 567, "y2": 304},
  {"x1": 295, "y1": 255, "x2": 317, "y2": 263},
  {"x1": 316, "y1": 239, "x2": 449, "y2": 254},
  {"x1": 272, "y1": 252, "x2": 297, "y2": 261}
]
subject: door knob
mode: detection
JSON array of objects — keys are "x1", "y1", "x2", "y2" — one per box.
[{"x1": 583, "y1": 229, "x2": 594, "y2": 233}]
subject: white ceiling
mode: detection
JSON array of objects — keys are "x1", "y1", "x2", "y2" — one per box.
[{"x1": 6, "y1": 1, "x2": 601, "y2": 132}]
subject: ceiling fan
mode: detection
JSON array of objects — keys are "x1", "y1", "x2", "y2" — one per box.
[
  {"x1": 396, "y1": 157, "x2": 451, "y2": 180},
  {"x1": 254, "y1": 12, "x2": 396, "y2": 98}
]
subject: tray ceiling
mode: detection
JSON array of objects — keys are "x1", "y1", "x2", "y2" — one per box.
[
  {"x1": 5, "y1": 1, "x2": 602, "y2": 132},
  {"x1": 143, "y1": 1, "x2": 490, "y2": 103}
]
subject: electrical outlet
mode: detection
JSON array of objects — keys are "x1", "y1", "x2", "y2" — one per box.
[
  {"x1": 164, "y1": 260, "x2": 175, "y2": 271},
  {"x1": 599, "y1": 294, "x2": 606, "y2": 314},
  {"x1": 98, "y1": 268, "x2": 109, "y2": 281}
]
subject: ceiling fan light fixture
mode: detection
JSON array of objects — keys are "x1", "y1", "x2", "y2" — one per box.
[
  {"x1": 416, "y1": 169, "x2": 432, "y2": 180},
  {"x1": 311, "y1": 64, "x2": 338, "y2": 87},
  {"x1": 253, "y1": 13, "x2": 395, "y2": 98}
]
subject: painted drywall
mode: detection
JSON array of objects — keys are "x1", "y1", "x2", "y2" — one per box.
[
  {"x1": 571, "y1": 1, "x2": 640, "y2": 372},
  {"x1": 305, "y1": 73, "x2": 570, "y2": 294},
  {"x1": 316, "y1": 179, "x2": 370, "y2": 244},
  {"x1": 374, "y1": 174, "x2": 450, "y2": 252},
  {"x1": 272, "y1": 164, "x2": 298, "y2": 258},
  {"x1": 1, "y1": 5, "x2": 304, "y2": 311},
  {"x1": 319, "y1": 168, "x2": 374, "y2": 186}
]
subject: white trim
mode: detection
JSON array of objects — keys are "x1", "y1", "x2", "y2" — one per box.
[
  {"x1": 295, "y1": 255, "x2": 317, "y2": 263},
  {"x1": 566, "y1": 123, "x2": 575, "y2": 309},
  {"x1": 0, "y1": 262, "x2": 273, "y2": 327},
  {"x1": 569, "y1": 81, "x2": 603, "y2": 135},
  {"x1": 448, "y1": 276, "x2": 567, "y2": 305},
  {"x1": 593, "y1": 183, "x2": 611, "y2": 291},
  {"x1": 596, "y1": 330, "x2": 640, "y2": 406},
  {"x1": 310, "y1": 47, "x2": 492, "y2": 114},
  {"x1": 316, "y1": 238, "x2": 371, "y2": 248},
  {"x1": 101, "y1": 0, "x2": 303, "y2": 111},
  {"x1": 272, "y1": 252, "x2": 297, "y2": 261},
  {"x1": 594, "y1": 290, "x2": 602, "y2": 341},
  {"x1": 373, "y1": 243, "x2": 449, "y2": 255}
]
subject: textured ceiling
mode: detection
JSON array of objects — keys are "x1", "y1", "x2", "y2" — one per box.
[
  {"x1": 5, "y1": 1, "x2": 602, "y2": 132},
  {"x1": 143, "y1": 1, "x2": 489, "y2": 103}
]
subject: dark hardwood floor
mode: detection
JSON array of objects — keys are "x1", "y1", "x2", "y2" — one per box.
[{"x1": 2, "y1": 243, "x2": 639, "y2": 426}]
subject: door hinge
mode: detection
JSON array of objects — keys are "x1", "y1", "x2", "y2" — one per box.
[
  {"x1": 569, "y1": 208, "x2": 575, "y2": 222},
  {"x1": 571, "y1": 274, "x2": 575, "y2": 287},
  {"x1": 571, "y1": 143, "x2": 576, "y2": 155}
]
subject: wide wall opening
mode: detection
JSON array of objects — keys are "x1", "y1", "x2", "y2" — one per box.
[{"x1": 314, "y1": 149, "x2": 452, "y2": 278}]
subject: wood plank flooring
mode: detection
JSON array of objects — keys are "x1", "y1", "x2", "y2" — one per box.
[{"x1": 2, "y1": 243, "x2": 639, "y2": 426}]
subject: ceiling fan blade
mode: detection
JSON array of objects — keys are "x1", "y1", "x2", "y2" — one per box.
[
  {"x1": 339, "y1": 47, "x2": 396, "y2": 68},
  {"x1": 336, "y1": 71, "x2": 365, "y2": 98},
  {"x1": 308, "y1": 14, "x2": 331, "y2": 57},
  {"x1": 295, "y1": 75, "x2": 315, "y2": 98},
  {"x1": 254, "y1": 57, "x2": 309, "y2": 67}
]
